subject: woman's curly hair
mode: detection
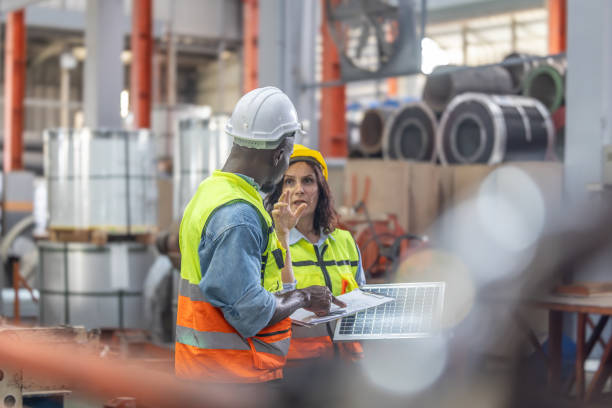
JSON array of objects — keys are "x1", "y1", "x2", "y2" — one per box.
[{"x1": 264, "y1": 160, "x2": 338, "y2": 235}]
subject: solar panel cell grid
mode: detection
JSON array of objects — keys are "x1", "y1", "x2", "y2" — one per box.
[{"x1": 334, "y1": 283, "x2": 445, "y2": 340}]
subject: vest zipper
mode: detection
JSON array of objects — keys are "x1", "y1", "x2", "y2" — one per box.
[
  {"x1": 313, "y1": 244, "x2": 333, "y2": 292},
  {"x1": 314, "y1": 243, "x2": 339, "y2": 356}
]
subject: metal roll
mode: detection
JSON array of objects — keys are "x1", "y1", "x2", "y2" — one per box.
[
  {"x1": 502, "y1": 52, "x2": 542, "y2": 93},
  {"x1": 522, "y1": 62, "x2": 566, "y2": 113},
  {"x1": 382, "y1": 102, "x2": 437, "y2": 161},
  {"x1": 173, "y1": 113, "x2": 231, "y2": 219},
  {"x1": 423, "y1": 65, "x2": 513, "y2": 113},
  {"x1": 38, "y1": 241, "x2": 155, "y2": 329},
  {"x1": 43, "y1": 128, "x2": 158, "y2": 233},
  {"x1": 436, "y1": 93, "x2": 554, "y2": 165},
  {"x1": 359, "y1": 108, "x2": 394, "y2": 156}
]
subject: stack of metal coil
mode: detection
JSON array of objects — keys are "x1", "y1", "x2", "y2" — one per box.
[
  {"x1": 436, "y1": 93, "x2": 554, "y2": 164},
  {"x1": 40, "y1": 128, "x2": 158, "y2": 330},
  {"x1": 356, "y1": 53, "x2": 566, "y2": 164},
  {"x1": 173, "y1": 113, "x2": 231, "y2": 219}
]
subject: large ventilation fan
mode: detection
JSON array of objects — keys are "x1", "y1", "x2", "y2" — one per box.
[{"x1": 325, "y1": 0, "x2": 424, "y2": 81}]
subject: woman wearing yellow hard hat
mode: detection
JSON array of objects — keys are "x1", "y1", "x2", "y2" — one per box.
[{"x1": 264, "y1": 144, "x2": 365, "y2": 364}]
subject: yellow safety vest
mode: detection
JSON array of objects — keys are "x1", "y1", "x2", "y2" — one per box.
[
  {"x1": 288, "y1": 229, "x2": 363, "y2": 361},
  {"x1": 292, "y1": 229, "x2": 360, "y2": 294},
  {"x1": 175, "y1": 170, "x2": 291, "y2": 383}
]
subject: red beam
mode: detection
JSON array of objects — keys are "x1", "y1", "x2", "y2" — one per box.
[
  {"x1": 242, "y1": 0, "x2": 259, "y2": 93},
  {"x1": 130, "y1": 0, "x2": 153, "y2": 129},
  {"x1": 3, "y1": 10, "x2": 26, "y2": 172},
  {"x1": 319, "y1": 0, "x2": 347, "y2": 158},
  {"x1": 548, "y1": 0, "x2": 567, "y2": 54},
  {"x1": 0, "y1": 336, "x2": 273, "y2": 408},
  {"x1": 387, "y1": 78, "x2": 398, "y2": 97}
]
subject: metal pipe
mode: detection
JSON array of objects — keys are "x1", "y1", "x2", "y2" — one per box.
[
  {"x1": 130, "y1": 0, "x2": 153, "y2": 128},
  {"x1": 242, "y1": 0, "x2": 259, "y2": 93},
  {"x1": 548, "y1": 0, "x2": 567, "y2": 54},
  {"x1": 3, "y1": 9, "x2": 26, "y2": 173},
  {"x1": 319, "y1": 0, "x2": 347, "y2": 158}
]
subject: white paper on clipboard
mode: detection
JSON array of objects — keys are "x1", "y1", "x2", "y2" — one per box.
[{"x1": 290, "y1": 289, "x2": 393, "y2": 326}]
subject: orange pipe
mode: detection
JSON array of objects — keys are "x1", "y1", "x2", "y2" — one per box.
[
  {"x1": 387, "y1": 78, "x2": 398, "y2": 97},
  {"x1": 3, "y1": 10, "x2": 26, "y2": 173},
  {"x1": 0, "y1": 337, "x2": 274, "y2": 408},
  {"x1": 130, "y1": 0, "x2": 153, "y2": 128},
  {"x1": 319, "y1": 0, "x2": 347, "y2": 158},
  {"x1": 242, "y1": 0, "x2": 259, "y2": 93},
  {"x1": 548, "y1": 0, "x2": 567, "y2": 54}
]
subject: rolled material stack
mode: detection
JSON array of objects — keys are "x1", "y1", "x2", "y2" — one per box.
[
  {"x1": 39, "y1": 241, "x2": 154, "y2": 329},
  {"x1": 358, "y1": 108, "x2": 394, "y2": 157},
  {"x1": 173, "y1": 114, "x2": 231, "y2": 219},
  {"x1": 382, "y1": 102, "x2": 437, "y2": 161},
  {"x1": 502, "y1": 52, "x2": 544, "y2": 94},
  {"x1": 522, "y1": 60, "x2": 566, "y2": 113},
  {"x1": 44, "y1": 128, "x2": 158, "y2": 233},
  {"x1": 356, "y1": 54, "x2": 565, "y2": 164},
  {"x1": 41, "y1": 128, "x2": 158, "y2": 330},
  {"x1": 422, "y1": 65, "x2": 514, "y2": 114},
  {"x1": 436, "y1": 93, "x2": 554, "y2": 164}
]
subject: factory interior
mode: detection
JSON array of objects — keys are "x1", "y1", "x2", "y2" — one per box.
[{"x1": 1, "y1": 0, "x2": 612, "y2": 407}]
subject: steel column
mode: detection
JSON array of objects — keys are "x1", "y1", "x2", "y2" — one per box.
[
  {"x1": 84, "y1": 0, "x2": 124, "y2": 128},
  {"x1": 130, "y1": 0, "x2": 153, "y2": 129},
  {"x1": 565, "y1": 0, "x2": 612, "y2": 200},
  {"x1": 387, "y1": 78, "x2": 398, "y2": 97},
  {"x1": 242, "y1": 0, "x2": 259, "y2": 93},
  {"x1": 3, "y1": 9, "x2": 26, "y2": 173},
  {"x1": 548, "y1": 0, "x2": 567, "y2": 54},
  {"x1": 319, "y1": 0, "x2": 347, "y2": 158}
]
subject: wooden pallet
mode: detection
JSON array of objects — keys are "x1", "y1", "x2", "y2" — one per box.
[{"x1": 48, "y1": 228, "x2": 156, "y2": 245}]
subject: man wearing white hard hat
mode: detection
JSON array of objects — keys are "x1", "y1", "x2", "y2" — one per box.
[{"x1": 175, "y1": 87, "x2": 345, "y2": 383}]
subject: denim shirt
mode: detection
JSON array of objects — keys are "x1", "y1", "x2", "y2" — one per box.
[
  {"x1": 284, "y1": 228, "x2": 366, "y2": 291},
  {"x1": 197, "y1": 175, "x2": 276, "y2": 338}
]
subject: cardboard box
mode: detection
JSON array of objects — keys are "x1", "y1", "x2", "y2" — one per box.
[
  {"x1": 344, "y1": 160, "x2": 439, "y2": 235},
  {"x1": 345, "y1": 160, "x2": 564, "y2": 238}
]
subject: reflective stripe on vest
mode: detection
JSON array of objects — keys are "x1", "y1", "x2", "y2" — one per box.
[
  {"x1": 175, "y1": 171, "x2": 291, "y2": 382},
  {"x1": 176, "y1": 325, "x2": 291, "y2": 356}
]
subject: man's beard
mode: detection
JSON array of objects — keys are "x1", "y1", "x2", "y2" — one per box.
[{"x1": 260, "y1": 181, "x2": 275, "y2": 194}]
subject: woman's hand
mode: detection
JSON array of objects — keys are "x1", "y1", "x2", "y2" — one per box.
[{"x1": 272, "y1": 190, "x2": 307, "y2": 246}]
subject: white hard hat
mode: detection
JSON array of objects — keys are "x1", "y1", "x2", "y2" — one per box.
[{"x1": 225, "y1": 86, "x2": 303, "y2": 149}]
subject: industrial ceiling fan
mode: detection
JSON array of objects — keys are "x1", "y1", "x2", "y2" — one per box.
[{"x1": 325, "y1": 0, "x2": 424, "y2": 81}]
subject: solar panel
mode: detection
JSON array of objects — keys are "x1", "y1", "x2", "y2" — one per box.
[{"x1": 333, "y1": 282, "x2": 445, "y2": 341}]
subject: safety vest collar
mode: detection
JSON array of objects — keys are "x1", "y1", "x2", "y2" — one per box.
[
  {"x1": 211, "y1": 170, "x2": 262, "y2": 202},
  {"x1": 288, "y1": 227, "x2": 336, "y2": 246}
]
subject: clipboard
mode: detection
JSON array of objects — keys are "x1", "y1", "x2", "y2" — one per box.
[{"x1": 289, "y1": 289, "x2": 394, "y2": 327}]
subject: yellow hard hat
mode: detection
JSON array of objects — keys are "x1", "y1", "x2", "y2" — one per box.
[{"x1": 290, "y1": 144, "x2": 328, "y2": 180}]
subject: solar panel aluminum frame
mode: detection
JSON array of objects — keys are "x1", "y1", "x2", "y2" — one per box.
[{"x1": 333, "y1": 282, "x2": 445, "y2": 341}]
